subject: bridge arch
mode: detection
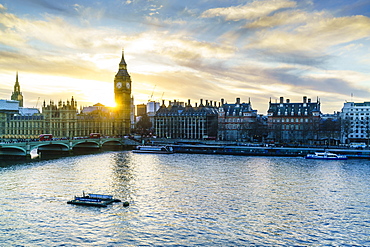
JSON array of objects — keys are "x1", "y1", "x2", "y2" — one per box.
[
  {"x1": 0, "y1": 146, "x2": 27, "y2": 156},
  {"x1": 33, "y1": 142, "x2": 70, "y2": 151}
]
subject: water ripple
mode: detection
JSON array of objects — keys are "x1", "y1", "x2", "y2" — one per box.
[{"x1": 0, "y1": 153, "x2": 369, "y2": 246}]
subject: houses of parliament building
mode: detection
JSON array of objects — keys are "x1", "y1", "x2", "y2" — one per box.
[{"x1": 0, "y1": 51, "x2": 133, "y2": 139}]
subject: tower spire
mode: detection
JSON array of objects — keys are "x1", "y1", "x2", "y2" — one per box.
[
  {"x1": 11, "y1": 71, "x2": 23, "y2": 107},
  {"x1": 119, "y1": 49, "x2": 127, "y2": 70}
]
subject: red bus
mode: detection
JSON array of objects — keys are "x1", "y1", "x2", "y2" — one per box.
[
  {"x1": 39, "y1": 134, "x2": 53, "y2": 141},
  {"x1": 89, "y1": 133, "x2": 101, "y2": 139}
]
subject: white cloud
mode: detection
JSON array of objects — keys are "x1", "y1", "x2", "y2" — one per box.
[
  {"x1": 245, "y1": 10, "x2": 326, "y2": 28},
  {"x1": 201, "y1": 0, "x2": 297, "y2": 21},
  {"x1": 1, "y1": 0, "x2": 369, "y2": 114},
  {"x1": 246, "y1": 15, "x2": 370, "y2": 55}
]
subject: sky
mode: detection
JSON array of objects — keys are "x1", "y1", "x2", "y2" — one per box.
[{"x1": 0, "y1": 0, "x2": 370, "y2": 114}]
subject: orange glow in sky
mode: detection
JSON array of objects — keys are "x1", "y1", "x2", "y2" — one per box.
[{"x1": 0, "y1": 0, "x2": 370, "y2": 113}]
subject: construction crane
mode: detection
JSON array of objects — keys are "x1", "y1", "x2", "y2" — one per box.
[
  {"x1": 149, "y1": 85, "x2": 156, "y2": 102},
  {"x1": 35, "y1": 97, "x2": 40, "y2": 108}
]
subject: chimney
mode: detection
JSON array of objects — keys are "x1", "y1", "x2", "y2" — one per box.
[
  {"x1": 236, "y1": 98, "x2": 240, "y2": 104},
  {"x1": 308, "y1": 98, "x2": 311, "y2": 103},
  {"x1": 280, "y1": 97, "x2": 284, "y2": 103},
  {"x1": 286, "y1": 99, "x2": 290, "y2": 103},
  {"x1": 188, "y1": 99, "x2": 191, "y2": 106},
  {"x1": 200, "y1": 99, "x2": 203, "y2": 106},
  {"x1": 221, "y1": 98, "x2": 225, "y2": 105},
  {"x1": 303, "y1": 96, "x2": 307, "y2": 103},
  {"x1": 206, "y1": 100, "x2": 208, "y2": 106}
]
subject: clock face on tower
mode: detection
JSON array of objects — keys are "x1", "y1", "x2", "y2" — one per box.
[
  {"x1": 116, "y1": 82, "x2": 122, "y2": 89},
  {"x1": 126, "y1": 82, "x2": 130, "y2": 89}
]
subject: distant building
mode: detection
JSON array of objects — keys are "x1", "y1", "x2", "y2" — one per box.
[
  {"x1": 0, "y1": 99, "x2": 21, "y2": 138},
  {"x1": 155, "y1": 99, "x2": 218, "y2": 139},
  {"x1": 81, "y1": 103, "x2": 111, "y2": 114},
  {"x1": 146, "y1": 101, "x2": 160, "y2": 131},
  {"x1": 147, "y1": 101, "x2": 160, "y2": 115},
  {"x1": 218, "y1": 98, "x2": 259, "y2": 141},
  {"x1": 267, "y1": 96, "x2": 321, "y2": 144},
  {"x1": 318, "y1": 112, "x2": 341, "y2": 146},
  {"x1": 341, "y1": 102, "x2": 370, "y2": 144},
  {"x1": 1, "y1": 74, "x2": 42, "y2": 138},
  {"x1": 136, "y1": 103, "x2": 146, "y2": 117},
  {"x1": 19, "y1": 107, "x2": 40, "y2": 116}
]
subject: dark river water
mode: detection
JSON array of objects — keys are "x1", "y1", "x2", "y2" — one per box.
[{"x1": 0, "y1": 152, "x2": 369, "y2": 246}]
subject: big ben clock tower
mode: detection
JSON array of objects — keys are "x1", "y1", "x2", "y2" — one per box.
[{"x1": 114, "y1": 50, "x2": 132, "y2": 135}]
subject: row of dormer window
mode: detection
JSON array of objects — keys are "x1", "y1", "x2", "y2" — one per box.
[{"x1": 270, "y1": 118, "x2": 311, "y2": 123}]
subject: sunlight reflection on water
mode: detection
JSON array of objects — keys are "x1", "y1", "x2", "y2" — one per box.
[{"x1": 0, "y1": 152, "x2": 369, "y2": 246}]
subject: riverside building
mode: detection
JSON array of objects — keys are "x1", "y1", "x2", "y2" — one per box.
[
  {"x1": 217, "y1": 98, "x2": 259, "y2": 141},
  {"x1": 154, "y1": 99, "x2": 218, "y2": 139},
  {"x1": 1, "y1": 51, "x2": 133, "y2": 139},
  {"x1": 341, "y1": 101, "x2": 370, "y2": 144},
  {"x1": 267, "y1": 96, "x2": 321, "y2": 145}
]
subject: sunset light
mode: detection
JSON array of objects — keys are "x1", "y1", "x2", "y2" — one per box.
[{"x1": 0, "y1": 0, "x2": 369, "y2": 113}]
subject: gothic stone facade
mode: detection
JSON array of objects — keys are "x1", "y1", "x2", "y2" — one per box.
[{"x1": 2, "y1": 51, "x2": 132, "y2": 139}]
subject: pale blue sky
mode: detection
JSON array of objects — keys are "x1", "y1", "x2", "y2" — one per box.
[{"x1": 0, "y1": 0, "x2": 370, "y2": 113}]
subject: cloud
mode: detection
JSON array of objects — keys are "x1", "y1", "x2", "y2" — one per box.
[
  {"x1": 1, "y1": 0, "x2": 370, "y2": 114},
  {"x1": 262, "y1": 66, "x2": 370, "y2": 112},
  {"x1": 250, "y1": 15, "x2": 370, "y2": 50},
  {"x1": 241, "y1": 14, "x2": 370, "y2": 69},
  {"x1": 201, "y1": 0, "x2": 297, "y2": 21},
  {"x1": 245, "y1": 10, "x2": 324, "y2": 28}
]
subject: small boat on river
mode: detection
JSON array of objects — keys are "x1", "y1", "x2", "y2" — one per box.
[
  {"x1": 305, "y1": 152, "x2": 347, "y2": 160},
  {"x1": 67, "y1": 193, "x2": 121, "y2": 207},
  {"x1": 133, "y1": 145, "x2": 173, "y2": 154}
]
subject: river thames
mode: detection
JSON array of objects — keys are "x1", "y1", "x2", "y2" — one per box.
[{"x1": 0, "y1": 151, "x2": 369, "y2": 246}]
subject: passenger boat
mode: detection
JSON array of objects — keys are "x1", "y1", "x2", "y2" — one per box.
[
  {"x1": 67, "y1": 193, "x2": 121, "y2": 207},
  {"x1": 305, "y1": 152, "x2": 347, "y2": 160},
  {"x1": 132, "y1": 145, "x2": 173, "y2": 154}
]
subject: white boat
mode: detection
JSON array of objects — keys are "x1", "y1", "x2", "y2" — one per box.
[
  {"x1": 305, "y1": 152, "x2": 347, "y2": 160},
  {"x1": 132, "y1": 145, "x2": 173, "y2": 154}
]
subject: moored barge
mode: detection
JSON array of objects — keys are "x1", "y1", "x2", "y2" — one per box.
[{"x1": 67, "y1": 193, "x2": 121, "y2": 207}]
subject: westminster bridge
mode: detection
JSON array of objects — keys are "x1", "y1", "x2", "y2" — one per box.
[
  {"x1": 0, "y1": 137, "x2": 138, "y2": 159},
  {"x1": 3, "y1": 137, "x2": 370, "y2": 160}
]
